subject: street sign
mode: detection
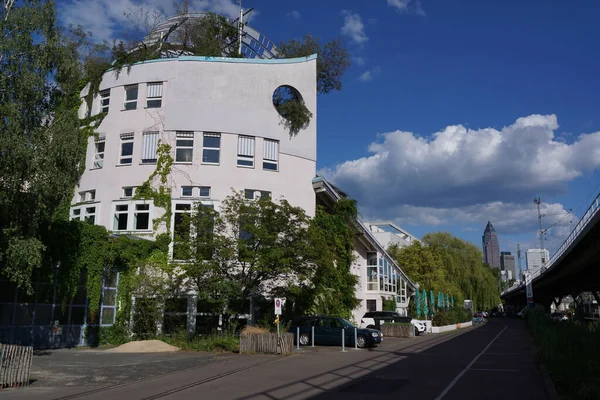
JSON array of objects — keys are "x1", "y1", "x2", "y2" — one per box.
[
  {"x1": 274, "y1": 298, "x2": 282, "y2": 315},
  {"x1": 524, "y1": 272, "x2": 534, "y2": 308}
]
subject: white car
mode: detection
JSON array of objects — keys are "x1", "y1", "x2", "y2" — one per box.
[{"x1": 360, "y1": 311, "x2": 427, "y2": 336}]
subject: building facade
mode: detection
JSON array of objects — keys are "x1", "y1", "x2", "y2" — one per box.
[
  {"x1": 526, "y1": 248, "x2": 550, "y2": 275},
  {"x1": 313, "y1": 177, "x2": 417, "y2": 323},
  {"x1": 500, "y1": 251, "x2": 516, "y2": 281},
  {"x1": 72, "y1": 55, "x2": 318, "y2": 239},
  {"x1": 482, "y1": 221, "x2": 501, "y2": 268}
]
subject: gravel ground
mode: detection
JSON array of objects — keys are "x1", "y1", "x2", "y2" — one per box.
[{"x1": 29, "y1": 348, "x2": 225, "y2": 387}]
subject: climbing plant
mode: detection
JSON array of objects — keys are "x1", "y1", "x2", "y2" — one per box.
[{"x1": 134, "y1": 141, "x2": 174, "y2": 232}]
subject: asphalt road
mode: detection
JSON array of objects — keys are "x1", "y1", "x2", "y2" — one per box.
[{"x1": 2, "y1": 318, "x2": 550, "y2": 400}]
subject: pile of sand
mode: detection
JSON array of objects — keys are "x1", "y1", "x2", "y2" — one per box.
[
  {"x1": 105, "y1": 340, "x2": 180, "y2": 353},
  {"x1": 240, "y1": 326, "x2": 269, "y2": 336}
]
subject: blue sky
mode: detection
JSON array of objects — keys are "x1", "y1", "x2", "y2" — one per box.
[{"x1": 58, "y1": 0, "x2": 600, "y2": 268}]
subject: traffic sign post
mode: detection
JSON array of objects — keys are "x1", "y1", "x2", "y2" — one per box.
[
  {"x1": 525, "y1": 272, "x2": 535, "y2": 308},
  {"x1": 274, "y1": 298, "x2": 282, "y2": 336}
]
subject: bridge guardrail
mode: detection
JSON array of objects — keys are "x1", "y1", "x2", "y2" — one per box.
[{"x1": 502, "y1": 193, "x2": 600, "y2": 296}]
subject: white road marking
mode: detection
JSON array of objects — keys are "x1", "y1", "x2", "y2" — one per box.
[{"x1": 434, "y1": 325, "x2": 508, "y2": 400}]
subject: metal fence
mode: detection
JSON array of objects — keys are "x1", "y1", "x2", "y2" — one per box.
[{"x1": 0, "y1": 344, "x2": 33, "y2": 388}]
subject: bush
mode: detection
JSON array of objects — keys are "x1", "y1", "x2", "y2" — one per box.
[
  {"x1": 162, "y1": 330, "x2": 240, "y2": 353},
  {"x1": 432, "y1": 308, "x2": 472, "y2": 327},
  {"x1": 525, "y1": 308, "x2": 600, "y2": 400}
]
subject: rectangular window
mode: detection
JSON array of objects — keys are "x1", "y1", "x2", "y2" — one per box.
[
  {"x1": 244, "y1": 189, "x2": 271, "y2": 200},
  {"x1": 173, "y1": 203, "x2": 192, "y2": 260},
  {"x1": 100, "y1": 89, "x2": 110, "y2": 113},
  {"x1": 199, "y1": 186, "x2": 211, "y2": 198},
  {"x1": 112, "y1": 201, "x2": 152, "y2": 231},
  {"x1": 114, "y1": 204, "x2": 129, "y2": 231},
  {"x1": 94, "y1": 137, "x2": 105, "y2": 169},
  {"x1": 367, "y1": 266, "x2": 378, "y2": 291},
  {"x1": 237, "y1": 136, "x2": 255, "y2": 167},
  {"x1": 367, "y1": 252, "x2": 377, "y2": 266},
  {"x1": 84, "y1": 206, "x2": 97, "y2": 224},
  {"x1": 181, "y1": 186, "x2": 193, "y2": 197},
  {"x1": 142, "y1": 132, "x2": 159, "y2": 163},
  {"x1": 124, "y1": 85, "x2": 138, "y2": 110},
  {"x1": 263, "y1": 139, "x2": 279, "y2": 171},
  {"x1": 366, "y1": 299, "x2": 377, "y2": 312},
  {"x1": 120, "y1": 133, "x2": 134, "y2": 165},
  {"x1": 146, "y1": 82, "x2": 163, "y2": 108},
  {"x1": 79, "y1": 190, "x2": 95, "y2": 202},
  {"x1": 202, "y1": 133, "x2": 220, "y2": 164},
  {"x1": 134, "y1": 204, "x2": 150, "y2": 230},
  {"x1": 122, "y1": 187, "x2": 135, "y2": 198},
  {"x1": 70, "y1": 205, "x2": 97, "y2": 224},
  {"x1": 100, "y1": 270, "x2": 119, "y2": 326},
  {"x1": 175, "y1": 131, "x2": 194, "y2": 162}
]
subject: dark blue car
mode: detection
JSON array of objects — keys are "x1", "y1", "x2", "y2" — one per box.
[{"x1": 288, "y1": 316, "x2": 382, "y2": 348}]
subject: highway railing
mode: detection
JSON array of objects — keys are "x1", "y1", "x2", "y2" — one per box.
[{"x1": 502, "y1": 191, "x2": 600, "y2": 297}]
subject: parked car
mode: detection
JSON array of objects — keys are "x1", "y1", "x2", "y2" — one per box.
[
  {"x1": 359, "y1": 311, "x2": 426, "y2": 336},
  {"x1": 288, "y1": 316, "x2": 382, "y2": 348},
  {"x1": 549, "y1": 312, "x2": 569, "y2": 321}
]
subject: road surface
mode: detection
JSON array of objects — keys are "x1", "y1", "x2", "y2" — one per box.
[{"x1": 2, "y1": 318, "x2": 550, "y2": 400}]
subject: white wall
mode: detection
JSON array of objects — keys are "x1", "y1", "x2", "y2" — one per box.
[{"x1": 73, "y1": 56, "x2": 317, "y2": 235}]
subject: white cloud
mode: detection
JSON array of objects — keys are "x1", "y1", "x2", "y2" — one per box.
[
  {"x1": 58, "y1": 0, "x2": 241, "y2": 42},
  {"x1": 387, "y1": 0, "x2": 426, "y2": 16},
  {"x1": 354, "y1": 56, "x2": 365, "y2": 66},
  {"x1": 287, "y1": 10, "x2": 301, "y2": 19},
  {"x1": 322, "y1": 114, "x2": 600, "y2": 239},
  {"x1": 341, "y1": 10, "x2": 368, "y2": 45},
  {"x1": 358, "y1": 66, "x2": 381, "y2": 82}
]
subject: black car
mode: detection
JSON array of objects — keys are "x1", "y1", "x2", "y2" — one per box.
[{"x1": 288, "y1": 316, "x2": 382, "y2": 348}]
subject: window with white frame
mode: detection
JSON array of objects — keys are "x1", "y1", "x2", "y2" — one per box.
[
  {"x1": 263, "y1": 139, "x2": 279, "y2": 171},
  {"x1": 142, "y1": 131, "x2": 159, "y2": 163},
  {"x1": 122, "y1": 187, "x2": 135, "y2": 198},
  {"x1": 100, "y1": 270, "x2": 119, "y2": 326},
  {"x1": 175, "y1": 131, "x2": 194, "y2": 162},
  {"x1": 181, "y1": 186, "x2": 193, "y2": 197},
  {"x1": 367, "y1": 264, "x2": 378, "y2": 291},
  {"x1": 124, "y1": 84, "x2": 138, "y2": 110},
  {"x1": 79, "y1": 190, "x2": 96, "y2": 202},
  {"x1": 112, "y1": 201, "x2": 152, "y2": 231},
  {"x1": 100, "y1": 89, "x2": 110, "y2": 113},
  {"x1": 146, "y1": 82, "x2": 163, "y2": 108},
  {"x1": 93, "y1": 137, "x2": 105, "y2": 169},
  {"x1": 202, "y1": 133, "x2": 220, "y2": 164},
  {"x1": 119, "y1": 133, "x2": 134, "y2": 165},
  {"x1": 237, "y1": 136, "x2": 255, "y2": 167},
  {"x1": 199, "y1": 186, "x2": 211, "y2": 197},
  {"x1": 71, "y1": 205, "x2": 97, "y2": 224},
  {"x1": 244, "y1": 189, "x2": 271, "y2": 200}
]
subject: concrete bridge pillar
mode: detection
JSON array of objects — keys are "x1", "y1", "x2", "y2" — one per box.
[{"x1": 571, "y1": 292, "x2": 585, "y2": 321}]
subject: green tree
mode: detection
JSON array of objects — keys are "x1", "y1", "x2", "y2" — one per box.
[
  {"x1": 0, "y1": 0, "x2": 91, "y2": 291},
  {"x1": 178, "y1": 191, "x2": 315, "y2": 316}
]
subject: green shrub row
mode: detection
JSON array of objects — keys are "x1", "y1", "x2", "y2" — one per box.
[
  {"x1": 524, "y1": 308, "x2": 600, "y2": 400},
  {"x1": 162, "y1": 331, "x2": 240, "y2": 353},
  {"x1": 432, "y1": 308, "x2": 472, "y2": 327}
]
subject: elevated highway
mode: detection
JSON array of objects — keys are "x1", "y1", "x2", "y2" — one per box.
[{"x1": 501, "y1": 192, "x2": 600, "y2": 312}]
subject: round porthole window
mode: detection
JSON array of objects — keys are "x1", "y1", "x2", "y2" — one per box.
[{"x1": 272, "y1": 85, "x2": 312, "y2": 135}]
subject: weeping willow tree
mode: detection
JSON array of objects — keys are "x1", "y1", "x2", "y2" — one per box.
[{"x1": 389, "y1": 232, "x2": 500, "y2": 311}]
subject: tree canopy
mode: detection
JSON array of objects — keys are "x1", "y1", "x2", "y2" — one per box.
[
  {"x1": 0, "y1": 0, "x2": 91, "y2": 291},
  {"x1": 389, "y1": 232, "x2": 500, "y2": 311}
]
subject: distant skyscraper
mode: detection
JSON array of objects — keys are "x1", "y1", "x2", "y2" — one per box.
[
  {"x1": 500, "y1": 251, "x2": 516, "y2": 280},
  {"x1": 482, "y1": 221, "x2": 501, "y2": 268},
  {"x1": 526, "y1": 249, "x2": 550, "y2": 275}
]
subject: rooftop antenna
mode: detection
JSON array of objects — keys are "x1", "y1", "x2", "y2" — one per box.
[{"x1": 237, "y1": 0, "x2": 243, "y2": 55}]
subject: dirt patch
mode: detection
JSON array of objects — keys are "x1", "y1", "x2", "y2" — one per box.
[
  {"x1": 240, "y1": 326, "x2": 269, "y2": 336},
  {"x1": 105, "y1": 340, "x2": 180, "y2": 353}
]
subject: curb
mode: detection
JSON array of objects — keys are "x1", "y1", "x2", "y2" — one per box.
[{"x1": 538, "y1": 364, "x2": 559, "y2": 400}]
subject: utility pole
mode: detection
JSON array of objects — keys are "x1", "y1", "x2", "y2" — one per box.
[
  {"x1": 237, "y1": 0, "x2": 244, "y2": 55},
  {"x1": 534, "y1": 197, "x2": 546, "y2": 264},
  {"x1": 517, "y1": 244, "x2": 522, "y2": 280}
]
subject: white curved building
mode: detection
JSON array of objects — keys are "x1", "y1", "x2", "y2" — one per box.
[{"x1": 71, "y1": 55, "x2": 317, "y2": 239}]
